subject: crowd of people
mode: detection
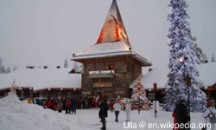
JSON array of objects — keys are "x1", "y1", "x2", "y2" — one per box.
[
  {"x1": 31, "y1": 94, "x2": 215, "y2": 130},
  {"x1": 33, "y1": 95, "x2": 110, "y2": 114}
]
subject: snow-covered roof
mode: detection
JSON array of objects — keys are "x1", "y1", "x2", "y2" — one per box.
[
  {"x1": 0, "y1": 68, "x2": 81, "y2": 90},
  {"x1": 73, "y1": 42, "x2": 152, "y2": 66},
  {"x1": 1, "y1": 63, "x2": 215, "y2": 91},
  {"x1": 137, "y1": 62, "x2": 216, "y2": 89},
  {"x1": 76, "y1": 41, "x2": 130, "y2": 56}
]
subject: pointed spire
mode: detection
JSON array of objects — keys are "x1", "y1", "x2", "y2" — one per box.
[{"x1": 96, "y1": 0, "x2": 131, "y2": 49}]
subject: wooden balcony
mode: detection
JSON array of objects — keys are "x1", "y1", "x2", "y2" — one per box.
[
  {"x1": 93, "y1": 82, "x2": 112, "y2": 88},
  {"x1": 89, "y1": 70, "x2": 115, "y2": 78}
]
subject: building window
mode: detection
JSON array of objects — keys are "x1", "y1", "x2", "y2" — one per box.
[
  {"x1": 87, "y1": 63, "x2": 94, "y2": 71},
  {"x1": 108, "y1": 64, "x2": 114, "y2": 70},
  {"x1": 95, "y1": 63, "x2": 104, "y2": 70},
  {"x1": 115, "y1": 61, "x2": 124, "y2": 71},
  {"x1": 126, "y1": 63, "x2": 134, "y2": 73},
  {"x1": 104, "y1": 62, "x2": 113, "y2": 70}
]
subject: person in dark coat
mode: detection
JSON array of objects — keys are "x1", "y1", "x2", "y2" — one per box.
[
  {"x1": 71, "y1": 98, "x2": 78, "y2": 114},
  {"x1": 99, "y1": 98, "x2": 109, "y2": 130},
  {"x1": 174, "y1": 100, "x2": 190, "y2": 130}
]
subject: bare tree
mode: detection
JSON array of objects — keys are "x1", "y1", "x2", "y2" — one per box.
[
  {"x1": 13, "y1": 66, "x2": 18, "y2": 71},
  {"x1": 64, "y1": 57, "x2": 68, "y2": 68},
  {"x1": 211, "y1": 54, "x2": 215, "y2": 62},
  {"x1": 6, "y1": 66, "x2": 11, "y2": 73}
]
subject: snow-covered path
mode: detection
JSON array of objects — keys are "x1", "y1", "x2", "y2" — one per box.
[{"x1": 0, "y1": 94, "x2": 209, "y2": 130}]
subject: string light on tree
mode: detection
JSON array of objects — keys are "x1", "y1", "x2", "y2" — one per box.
[
  {"x1": 164, "y1": 0, "x2": 206, "y2": 112},
  {"x1": 131, "y1": 74, "x2": 150, "y2": 113}
]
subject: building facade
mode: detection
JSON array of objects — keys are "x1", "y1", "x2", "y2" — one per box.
[{"x1": 72, "y1": 0, "x2": 151, "y2": 98}]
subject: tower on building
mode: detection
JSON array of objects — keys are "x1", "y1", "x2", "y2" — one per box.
[{"x1": 72, "y1": 0, "x2": 151, "y2": 98}]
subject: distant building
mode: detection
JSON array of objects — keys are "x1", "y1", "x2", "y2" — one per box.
[
  {"x1": 134, "y1": 63, "x2": 216, "y2": 102},
  {"x1": 0, "y1": 67, "x2": 81, "y2": 99},
  {"x1": 72, "y1": 0, "x2": 151, "y2": 98}
]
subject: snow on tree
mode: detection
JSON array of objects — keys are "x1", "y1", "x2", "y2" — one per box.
[
  {"x1": 131, "y1": 74, "x2": 150, "y2": 112},
  {"x1": 64, "y1": 57, "x2": 68, "y2": 68},
  {"x1": 189, "y1": 33, "x2": 208, "y2": 64},
  {"x1": 13, "y1": 66, "x2": 18, "y2": 71},
  {"x1": 6, "y1": 66, "x2": 11, "y2": 73},
  {"x1": 164, "y1": 0, "x2": 206, "y2": 112},
  {"x1": 0, "y1": 65, "x2": 6, "y2": 73},
  {"x1": 0, "y1": 57, "x2": 12, "y2": 74},
  {"x1": 211, "y1": 54, "x2": 215, "y2": 62},
  {"x1": 0, "y1": 58, "x2": 3, "y2": 73},
  {"x1": 79, "y1": 64, "x2": 83, "y2": 73},
  {"x1": 73, "y1": 62, "x2": 79, "y2": 73},
  {"x1": 0, "y1": 57, "x2": 2, "y2": 66}
]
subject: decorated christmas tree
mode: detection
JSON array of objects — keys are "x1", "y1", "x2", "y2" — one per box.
[
  {"x1": 131, "y1": 75, "x2": 150, "y2": 112},
  {"x1": 164, "y1": 0, "x2": 206, "y2": 112}
]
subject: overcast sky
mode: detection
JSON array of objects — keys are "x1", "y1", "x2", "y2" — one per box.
[{"x1": 0, "y1": 0, "x2": 215, "y2": 69}]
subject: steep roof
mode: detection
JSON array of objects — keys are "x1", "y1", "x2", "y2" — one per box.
[
  {"x1": 96, "y1": 0, "x2": 131, "y2": 48},
  {"x1": 72, "y1": 0, "x2": 151, "y2": 66}
]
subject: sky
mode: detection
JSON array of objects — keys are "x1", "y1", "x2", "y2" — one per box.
[
  {"x1": 0, "y1": 0, "x2": 216, "y2": 69},
  {"x1": 0, "y1": 93, "x2": 209, "y2": 130}
]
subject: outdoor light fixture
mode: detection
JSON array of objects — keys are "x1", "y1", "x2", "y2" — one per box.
[{"x1": 179, "y1": 56, "x2": 184, "y2": 63}]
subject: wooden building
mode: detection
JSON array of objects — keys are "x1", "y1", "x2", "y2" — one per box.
[
  {"x1": 134, "y1": 63, "x2": 216, "y2": 102},
  {"x1": 0, "y1": 67, "x2": 81, "y2": 99},
  {"x1": 72, "y1": 0, "x2": 152, "y2": 98},
  {"x1": 0, "y1": 87, "x2": 33, "y2": 99}
]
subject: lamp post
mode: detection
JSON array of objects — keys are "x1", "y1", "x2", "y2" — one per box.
[
  {"x1": 179, "y1": 56, "x2": 191, "y2": 127},
  {"x1": 137, "y1": 85, "x2": 141, "y2": 114},
  {"x1": 138, "y1": 93, "x2": 141, "y2": 114},
  {"x1": 153, "y1": 83, "x2": 157, "y2": 119},
  {"x1": 184, "y1": 76, "x2": 191, "y2": 122}
]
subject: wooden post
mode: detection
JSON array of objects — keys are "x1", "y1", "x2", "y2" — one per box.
[{"x1": 153, "y1": 83, "x2": 157, "y2": 119}]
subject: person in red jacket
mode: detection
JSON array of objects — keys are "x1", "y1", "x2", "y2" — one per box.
[
  {"x1": 172, "y1": 111, "x2": 178, "y2": 130},
  {"x1": 44, "y1": 98, "x2": 52, "y2": 109}
]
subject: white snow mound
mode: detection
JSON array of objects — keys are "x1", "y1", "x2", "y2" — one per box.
[{"x1": 0, "y1": 93, "x2": 86, "y2": 130}]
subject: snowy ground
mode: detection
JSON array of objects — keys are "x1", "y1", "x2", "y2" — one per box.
[{"x1": 0, "y1": 93, "x2": 212, "y2": 130}]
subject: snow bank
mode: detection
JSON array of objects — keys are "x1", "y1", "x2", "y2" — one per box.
[
  {"x1": 0, "y1": 93, "x2": 86, "y2": 130},
  {"x1": 0, "y1": 93, "x2": 206, "y2": 130}
]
